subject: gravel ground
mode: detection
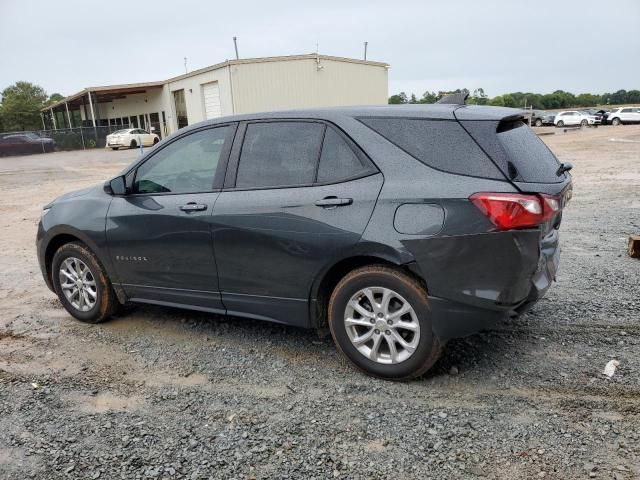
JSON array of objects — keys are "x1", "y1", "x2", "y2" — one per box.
[{"x1": 0, "y1": 125, "x2": 639, "y2": 479}]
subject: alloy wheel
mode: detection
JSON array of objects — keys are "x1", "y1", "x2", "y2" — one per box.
[
  {"x1": 58, "y1": 257, "x2": 97, "y2": 312},
  {"x1": 344, "y1": 286, "x2": 420, "y2": 364}
]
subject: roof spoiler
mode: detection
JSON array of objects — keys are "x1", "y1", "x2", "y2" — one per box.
[{"x1": 436, "y1": 92, "x2": 469, "y2": 105}]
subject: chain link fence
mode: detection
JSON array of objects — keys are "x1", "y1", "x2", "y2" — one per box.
[{"x1": 0, "y1": 124, "x2": 134, "y2": 156}]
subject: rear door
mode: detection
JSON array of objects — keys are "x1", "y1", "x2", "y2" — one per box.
[
  {"x1": 106, "y1": 124, "x2": 236, "y2": 311},
  {"x1": 619, "y1": 108, "x2": 632, "y2": 122},
  {"x1": 211, "y1": 120, "x2": 383, "y2": 327}
]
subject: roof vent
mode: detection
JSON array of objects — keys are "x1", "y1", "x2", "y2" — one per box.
[{"x1": 436, "y1": 92, "x2": 469, "y2": 105}]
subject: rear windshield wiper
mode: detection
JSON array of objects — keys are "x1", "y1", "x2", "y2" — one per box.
[{"x1": 556, "y1": 162, "x2": 573, "y2": 176}]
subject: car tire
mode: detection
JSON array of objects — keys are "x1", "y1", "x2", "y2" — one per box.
[
  {"x1": 557, "y1": 120, "x2": 564, "y2": 127},
  {"x1": 328, "y1": 265, "x2": 442, "y2": 380},
  {"x1": 153, "y1": 138, "x2": 159, "y2": 145},
  {"x1": 535, "y1": 119, "x2": 543, "y2": 127},
  {"x1": 130, "y1": 139, "x2": 137, "y2": 148},
  {"x1": 111, "y1": 147, "x2": 119, "y2": 151},
  {"x1": 581, "y1": 119, "x2": 588, "y2": 127},
  {"x1": 51, "y1": 242, "x2": 119, "y2": 324},
  {"x1": 611, "y1": 117, "x2": 621, "y2": 126}
]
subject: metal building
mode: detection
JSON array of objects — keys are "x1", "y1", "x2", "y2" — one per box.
[{"x1": 43, "y1": 54, "x2": 389, "y2": 138}]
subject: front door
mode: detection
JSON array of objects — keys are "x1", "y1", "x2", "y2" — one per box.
[
  {"x1": 106, "y1": 124, "x2": 235, "y2": 311},
  {"x1": 212, "y1": 121, "x2": 383, "y2": 327}
]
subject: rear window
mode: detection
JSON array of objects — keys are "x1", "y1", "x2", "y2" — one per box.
[
  {"x1": 359, "y1": 117, "x2": 504, "y2": 179},
  {"x1": 317, "y1": 128, "x2": 366, "y2": 183},
  {"x1": 496, "y1": 121, "x2": 562, "y2": 183}
]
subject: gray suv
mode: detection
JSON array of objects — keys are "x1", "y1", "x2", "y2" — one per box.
[{"x1": 37, "y1": 105, "x2": 572, "y2": 380}]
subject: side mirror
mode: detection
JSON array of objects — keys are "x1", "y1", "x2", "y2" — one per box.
[{"x1": 104, "y1": 175, "x2": 127, "y2": 195}]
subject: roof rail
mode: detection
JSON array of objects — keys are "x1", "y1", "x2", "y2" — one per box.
[{"x1": 436, "y1": 92, "x2": 469, "y2": 105}]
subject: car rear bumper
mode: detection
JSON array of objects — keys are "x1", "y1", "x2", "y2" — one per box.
[{"x1": 404, "y1": 229, "x2": 558, "y2": 341}]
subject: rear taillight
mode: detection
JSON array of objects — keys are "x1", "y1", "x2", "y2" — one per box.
[{"x1": 470, "y1": 192, "x2": 561, "y2": 230}]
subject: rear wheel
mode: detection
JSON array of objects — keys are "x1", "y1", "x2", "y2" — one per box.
[
  {"x1": 51, "y1": 242, "x2": 119, "y2": 323},
  {"x1": 535, "y1": 119, "x2": 543, "y2": 127},
  {"x1": 557, "y1": 120, "x2": 564, "y2": 127},
  {"x1": 611, "y1": 117, "x2": 621, "y2": 126},
  {"x1": 153, "y1": 137, "x2": 159, "y2": 145},
  {"x1": 130, "y1": 139, "x2": 137, "y2": 148},
  {"x1": 328, "y1": 265, "x2": 442, "y2": 380},
  {"x1": 111, "y1": 147, "x2": 119, "y2": 151}
]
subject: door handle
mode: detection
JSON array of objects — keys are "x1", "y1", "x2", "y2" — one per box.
[
  {"x1": 315, "y1": 196, "x2": 353, "y2": 208},
  {"x1": 179, "y1": 202, "x2": 207, "y2": 212}
]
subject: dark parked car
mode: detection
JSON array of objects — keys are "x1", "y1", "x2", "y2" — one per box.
[
  {"x1": 580, "y1": 109, "x2": 607, "y2": 125},
  {"x1": 531, "y1": 110, "x2": 555, "y2": 127},
  {"x1": 0, "y1": 132, "x2": 54, "y2": 156},
  {"x1": 36, "y1": 105, "x2": 572, "y2": 379}
]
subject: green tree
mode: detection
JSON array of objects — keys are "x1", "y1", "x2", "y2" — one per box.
[
  {"x1": 469, "y1": 88, "x2": 488, "y2": 105},
  {"x1": 419, "y1": 91, "x2": 439, "y2": 104},
  {"x1": 489, "y1": 95, "x2": 505, "y2": 106},
  {"x1": 575, "y1": 93, "x2": 599, "y2": 107},
  {"x1": 608, "y1": 89, "x2": 628, "y2": 105},
  {"x1": 627, "y1": 90, "x2": 640, "y2": 103},
  {"x1": 388, "y1": 92, "x2": 408, "y2": 104},
  {"x1": 501, "y1": 94, "x2": 516, "y2": 107},
  {"x1": 409, "y1": 93, "x2": 418, "y2": 104},
  {"x1": 46, "y1": 93, "x2": 64, "y2": 106},
  {"x1": 0, "y1": 81, "x2": 48, "y2": 132}
]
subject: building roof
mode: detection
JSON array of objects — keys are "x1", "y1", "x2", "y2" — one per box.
[
  {"x1": 43, "y1": 54, "x2": 390, "y2": 112},
  {"x1": 165, "y1": 53, "x2": 389, "y2": 83},
  {"x1": 43, "y1": 81, "x2": 165, "y2": 111}
]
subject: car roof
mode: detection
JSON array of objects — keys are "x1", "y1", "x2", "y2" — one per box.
[{"x1": 181, "y1": 104, "x2": 525, "y2": 134}]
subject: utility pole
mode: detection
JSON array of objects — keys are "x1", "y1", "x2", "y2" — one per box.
[
  {"x1": 233, "y1": 37, "x2": 239, "y2": 60},
  {"x1": 184, "y1": 57, "x2": 188, "y2": 74},
  {"x1": 364, "y1": 41, "x2": 368, "y2": 60}
]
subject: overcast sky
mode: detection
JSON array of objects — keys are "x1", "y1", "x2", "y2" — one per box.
[{"x1": 1, "y1": 0, "x2": 638, "y2": 99}]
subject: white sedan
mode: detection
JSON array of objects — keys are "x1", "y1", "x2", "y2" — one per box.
[
  {"x1": 106, "y1": 128, "x2": 159, "y2": 150},
  {"x1": 553, "y1": 111, "x2": 596, "y2": 127}
]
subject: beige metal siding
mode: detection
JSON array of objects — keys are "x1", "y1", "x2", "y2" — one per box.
[
  {"x1": 166, "y1": 68, "x2": 234, "y2": 131},
  {"x1": 230, "y1": 58, "x2": 388, "y2": 114}
]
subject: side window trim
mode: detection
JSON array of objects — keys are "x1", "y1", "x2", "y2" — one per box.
[
  {"x1": 223, "y1": 119, "x2": 378, "y2": 191},
  {"x1": 127, "y1": 122, "x2": 237, "y2": 196}
]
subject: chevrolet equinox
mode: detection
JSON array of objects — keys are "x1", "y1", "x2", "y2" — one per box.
[{"x1": 37, "y1": 104, "x2": 572, "y2": 379}]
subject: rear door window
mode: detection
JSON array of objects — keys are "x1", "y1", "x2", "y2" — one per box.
[
  {"x1": 235, "y1": 122, "x2": 324, "y2": 189},
  {"x1": 359, "y1": 117, "x2": 504, "y2": 179}
]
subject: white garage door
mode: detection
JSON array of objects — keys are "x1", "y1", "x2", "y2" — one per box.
[{"x1": 202, "y1": 82, "x2": 222, "y2": 119}]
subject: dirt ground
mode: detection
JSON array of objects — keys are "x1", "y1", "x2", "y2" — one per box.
[{"x1": 0, "y1": 125, "x2": 639, "y2": 479}]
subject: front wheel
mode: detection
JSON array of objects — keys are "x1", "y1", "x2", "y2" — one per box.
[
  {"x1": 611, "y1": 117, "x2": 621, "y2": 126},
  {"x1": 111, "y1": 147, "x2": 119, "y2": 151},
  {"x1": 557, "y1": 120, "x2": 564, "y2": 127},
  {"x1": 51, "y1": 242, "x2": 119, "y2": 323},
  {"x1": 328, "y1": 265, "x2": 442, "y2": 380},
  {"x1": 581, "y1": 119, "x2": 588, "y2": 126},
  {"x1": 535, "y1": 119, "x2": 543, "y2": 127}
]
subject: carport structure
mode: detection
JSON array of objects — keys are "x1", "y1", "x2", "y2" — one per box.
[{"x1": 42, "y1": 81, "x2": 167, "y2": 137}]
